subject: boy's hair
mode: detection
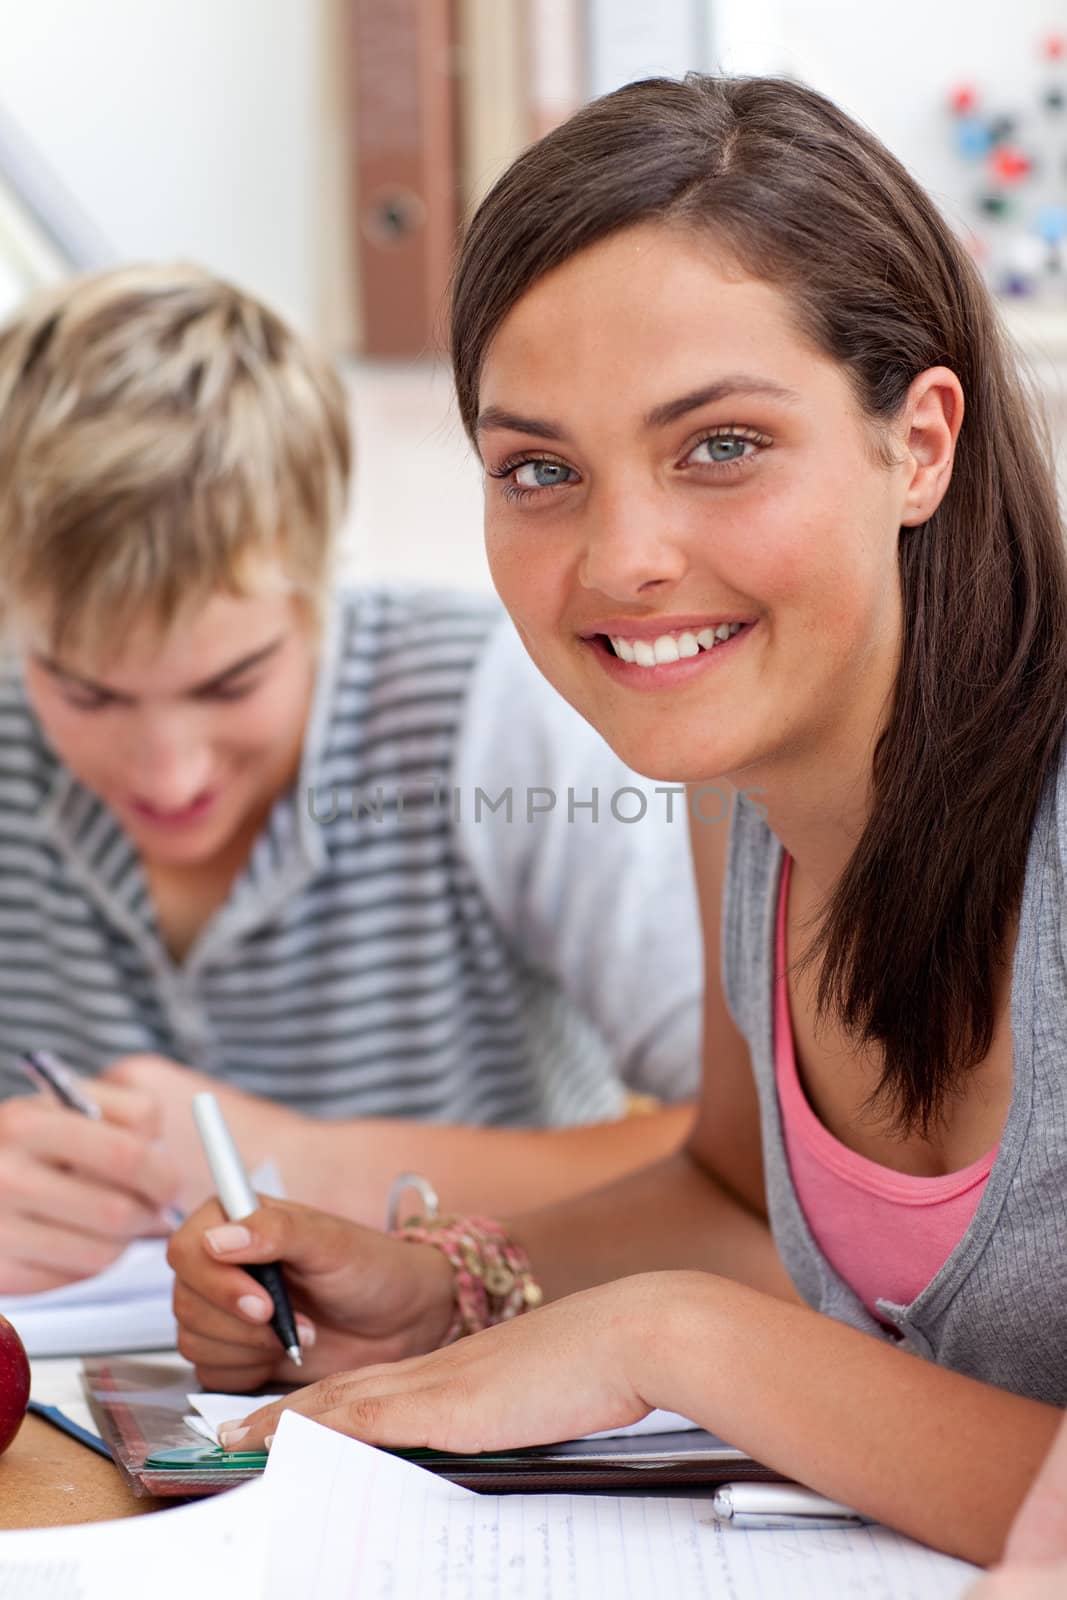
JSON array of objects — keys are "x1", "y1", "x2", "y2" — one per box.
[
  {"x1": 452, "y1": 74, "x2": 1067, "y2": 1135},
  {"x1": 0, "y1": 262, "x2": 351, "y2": 654}
]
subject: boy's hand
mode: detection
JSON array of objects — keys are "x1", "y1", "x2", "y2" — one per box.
[
  {"x1": 167, "y1": 1196, "x2": 455, "y2": 1391},
  {"x1": 0, "y1": 1081, "x2": 181, "y2": 1293},
  {"x1": 104, "y1": 1054, "x2": 310, "y2": 1213}
]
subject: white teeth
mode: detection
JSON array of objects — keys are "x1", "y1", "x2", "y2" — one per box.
[{"x1": 609, "y1": 622, "x2": 746, "y2": 668}]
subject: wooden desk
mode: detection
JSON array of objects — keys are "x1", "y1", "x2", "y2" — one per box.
[{"x1": 0, "y1": 1414, "x2": 166, "y2": 1528}]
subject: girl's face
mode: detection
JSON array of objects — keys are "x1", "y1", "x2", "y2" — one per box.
[
  {"x1": 19, "y1": 581, "x2": 316, "y2": 873},
  {"x1": 476, "y1": 223, "x2": 921, "y2": 790}
]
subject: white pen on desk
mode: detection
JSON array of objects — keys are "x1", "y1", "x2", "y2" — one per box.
[
  {"x1": 712, "y1": 1483, "x2": 871, "y2": 1530},
  {"x1": 19, "y1": 1048, "x2": 185, "y2": 1231}
]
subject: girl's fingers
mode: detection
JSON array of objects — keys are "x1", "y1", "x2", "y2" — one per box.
[
  {"x1": 172, "y1": 1276, "x2": 282, "y2": 1352},
  {"x1": 221, "y1": 1362, "x2": 469, "y2": 1452}
]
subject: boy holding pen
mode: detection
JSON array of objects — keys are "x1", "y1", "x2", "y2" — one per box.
[{"x1": 0, "y1": 263, "x2": 701, "y2": 1296}]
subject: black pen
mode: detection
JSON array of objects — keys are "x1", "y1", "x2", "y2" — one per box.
[
  {"x1": 20, "y1": 1048, "x2": 185, "y2": 1230},
  {"x1": 191, "y1": 1090, "x2": 302, "y2": 1367},
  {"x1": 21, "y1": 1048, "x2": 104, "y2": 1120}
]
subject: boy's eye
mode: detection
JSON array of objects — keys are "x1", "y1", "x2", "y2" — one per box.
[
  {"x1": 197, "y1": 678, "x2": 258, "y2": 703},
  {"x1": 514, "y1": 460, "x2": 577, "y2": 489},
  {"x1": 61, "y1": 686, "x2": 116, "y2": 712}
]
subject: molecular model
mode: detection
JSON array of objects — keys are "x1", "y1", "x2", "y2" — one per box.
[{"x1": 948, "y1": 31, "x2": 1067, "y2": 301}]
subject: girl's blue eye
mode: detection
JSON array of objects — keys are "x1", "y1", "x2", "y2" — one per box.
[
  {"x1": 514, "y1": 460, "x2": 576, "y2": 489},
  {"x1": 690, "y1": 435, "x2": 753, "y2": 464}
]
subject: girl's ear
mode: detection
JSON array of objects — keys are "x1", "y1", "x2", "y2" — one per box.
[{"x1": 898, "y1": 366, "x2": 965, "y2": 528}]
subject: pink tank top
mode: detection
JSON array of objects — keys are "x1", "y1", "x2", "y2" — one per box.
[{"x1": 774, "y1": 853, "x2": 998, "y2": 1324}]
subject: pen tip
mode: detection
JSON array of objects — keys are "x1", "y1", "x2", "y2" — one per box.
[{"x1": 287, "y1": 1345, "x2": 303, "y2": 1368}]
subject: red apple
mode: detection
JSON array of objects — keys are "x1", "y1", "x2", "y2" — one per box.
[{"x1": 0, "y1": 1313, "x2": 30, "y2": 1454}]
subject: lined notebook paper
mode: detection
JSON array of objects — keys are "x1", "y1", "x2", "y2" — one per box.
[
  {"x1": 260, "y1": 1411, "x2": 980, "y2": 1599},
  {"x1": 0, "y1": 1408, "x2": 979, "y2": 1598}
]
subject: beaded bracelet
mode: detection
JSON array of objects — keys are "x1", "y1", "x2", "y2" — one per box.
[{"x1": 392, "y1": 1212, "x2": 544, "y2": 1344}]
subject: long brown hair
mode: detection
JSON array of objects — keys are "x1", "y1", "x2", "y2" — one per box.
[{"x1": 451, "y1": 74, "x2": 1067, "y2": 1134}]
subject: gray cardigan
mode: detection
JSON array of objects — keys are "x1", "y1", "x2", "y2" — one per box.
[{"x1": 721, "y1": 756, "x2": 1067, "y2": 1404}]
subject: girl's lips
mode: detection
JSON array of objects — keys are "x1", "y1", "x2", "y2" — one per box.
[
  {"x1": 581, "y1": 616, "x2": 754, "y2": 641},
  {"x1": 585, "y1": 622, "x2": 754, "y2": 687},
  {"x1": 128, "y1": 790, "x2": 219, "y2": 828}
]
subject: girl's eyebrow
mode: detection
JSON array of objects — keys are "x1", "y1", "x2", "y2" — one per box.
[
  {"x1": 644, "y1": 376, "x2": 802, "y2": 429},
  {"x1": 475, "y1": 374, "x2": 801, "y2": 443},
  {"x1": 35, "y1": 636, "x2": 286, "y2": 703},
  {"x1": 475, "y1": 407, "x2": 570, "y2": 443}
]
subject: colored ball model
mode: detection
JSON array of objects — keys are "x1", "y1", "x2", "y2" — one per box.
[{"x1": 0, "y1": 1314, "x2": 30, "y2": 1454}]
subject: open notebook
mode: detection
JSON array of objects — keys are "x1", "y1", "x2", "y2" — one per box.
[
  {"x1": 0, "y1": 1239, "x2": 176, "y2": 1357},
  {"x1": 0, "y1": 1409, "x2": 980, "y2": 1599}
]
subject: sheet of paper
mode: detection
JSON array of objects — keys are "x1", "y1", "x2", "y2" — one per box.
[
  {"x1": 0, "y1": 1477, "x2": 265, "y2": 1600},
  {"x1": 261, "y1": 1410, "x2": 981, "y2": 1600},
  {"x1": 0, "y1": 1161, "x2": 283, "y2": 1358},
  {"x1": 187, "y1": 1391, "x2": 699, "y2": 1446},
  {"x1": 0, "y1": 1239, "x2": 176, "y2": 1357},
  {"x1": 582, "y1": 1408, "x2": 700, "y2": 1439},
  {"x1": 30, "y1": 1355, "x2": 106, "y2": 1436}
]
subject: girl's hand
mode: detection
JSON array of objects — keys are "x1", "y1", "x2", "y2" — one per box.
[
  {"x1": 214, "y1": 1276, "x2": 662, "y2": 1453},
  {"x1": 965, "y1": 1564, "x2": 1067, "y2": 1598},
  {"x1": 167, "y1": 1196, "x2": 455, "y2": 1390}
]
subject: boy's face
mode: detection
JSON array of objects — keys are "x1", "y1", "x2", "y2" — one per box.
[{"x1": 19, "y1": 584, "x2": 317, "y2": 875}]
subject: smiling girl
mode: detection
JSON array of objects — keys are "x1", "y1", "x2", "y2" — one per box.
[{"x1": 168, "y1": 76, "x2": 1067, "y2": 1565}]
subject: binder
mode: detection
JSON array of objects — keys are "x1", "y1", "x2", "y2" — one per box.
[
  {"x1": 83, "y1": 1354, "x2": 782, "y2": 1498},
  {"x1": 348, "y1": 0, "x2": 458, "y2": 356}
]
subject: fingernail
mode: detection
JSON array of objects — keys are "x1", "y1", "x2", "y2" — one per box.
[
  {"x1": 219, "y1": 1424, "x2": 249, "y2": 1448},
  {"x1": 264, "y1": 1433, "x2": 275, "y2": 1450},
  {"x1": 206, "y1": 1224, "x2": 251, "y2": 1254},
  {"x1": 297, "y1": 1318, "x2": 316, "y2": 1349},
  {"x1": 237, "y1": 1293, "x2": 272, "y2": 1322}
]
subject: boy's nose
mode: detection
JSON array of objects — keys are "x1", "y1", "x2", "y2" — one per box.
[{"x1": 123, "y1": 726, "x2": 214, "y2": 811}]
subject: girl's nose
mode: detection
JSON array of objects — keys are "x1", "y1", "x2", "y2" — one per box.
[{"x1": 578, "y1": 485, "x2": 690, "y2": 602}]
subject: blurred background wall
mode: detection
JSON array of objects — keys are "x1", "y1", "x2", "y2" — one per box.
[{"x1": 0, "y1": 0, "x2": 1064, "y2": 592}]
